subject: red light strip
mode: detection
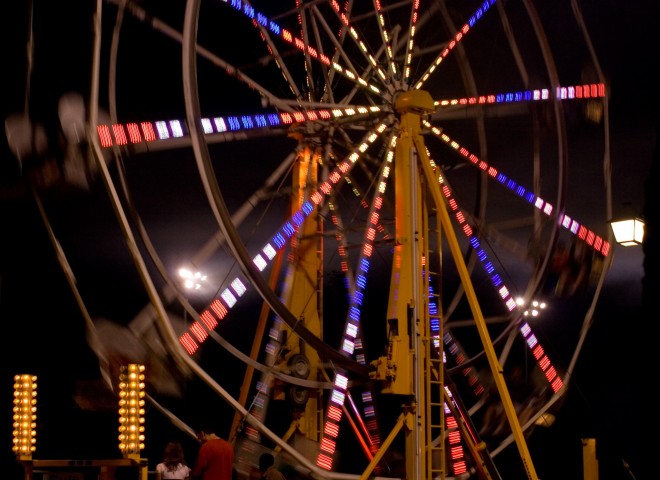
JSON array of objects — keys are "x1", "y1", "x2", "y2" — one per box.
[{"x1": 444, "y1": 390, "x2": 468, "y2": 476}]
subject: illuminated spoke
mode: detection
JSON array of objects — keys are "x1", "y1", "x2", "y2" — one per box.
[
  {"x1": 401, "y1": 0, "x2": 421, "y2": 83},
  {"x1": 373, "y1": 0, "x2": 398, "y2": 80},
  {"x1": 423, "y1": 120, "x2": 611, "y2": 258},
  {"x1": 414, "y1": 0, "x2": 497, "y2": 90}
]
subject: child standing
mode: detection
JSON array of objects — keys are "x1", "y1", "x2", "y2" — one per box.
[{"x1": 156, "y1": 441, "x2": 192, "y2": 480}]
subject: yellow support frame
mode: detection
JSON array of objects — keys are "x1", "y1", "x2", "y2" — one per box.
[
  {"x1": 278, "y1": 141, "x2": 324, "y2": 441},
  {"x1": 246, "y1": 90, "x2": 540, "y2": 479},
  {"x1": 376, "y1": 90, "x2": 540, "y2": 480}
]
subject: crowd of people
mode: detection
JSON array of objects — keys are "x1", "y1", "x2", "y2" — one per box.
[{"x1": 155, "y1": 423, "x2": 287, "y2": 480}]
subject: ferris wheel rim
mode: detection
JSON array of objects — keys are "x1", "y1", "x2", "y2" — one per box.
[{"x1": 92, "y1": 0, "x2": 614, "y2": 476}]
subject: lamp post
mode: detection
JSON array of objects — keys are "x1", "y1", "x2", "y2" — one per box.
[{"x1": 609, "y1": 217, "x2": 645, "y2": 246}]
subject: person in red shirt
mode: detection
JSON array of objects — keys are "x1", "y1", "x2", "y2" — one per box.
[{"x1": 191, "y1": 424, "x2": 234, "y2": 480}]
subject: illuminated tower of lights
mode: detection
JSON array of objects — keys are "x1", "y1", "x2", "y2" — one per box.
[
  {"x1": 118, "y1": 364, "x2": 146, "y2": 459},
  {"x1": 12, "y1": 374, "x2": 38, "y2": 459}
]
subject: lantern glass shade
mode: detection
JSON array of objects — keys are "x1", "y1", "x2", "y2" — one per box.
[{"x1": 610, "y1": 218, "x2": 645, "y2": 246}]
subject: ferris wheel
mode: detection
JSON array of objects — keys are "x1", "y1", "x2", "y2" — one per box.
[{"x1": 70, "y1": 0, "x2": 615, "y2": 478}]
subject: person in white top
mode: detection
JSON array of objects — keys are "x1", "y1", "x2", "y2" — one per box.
[{"x1": 156, "y1": 441, "x2": 192, "y2": 480}]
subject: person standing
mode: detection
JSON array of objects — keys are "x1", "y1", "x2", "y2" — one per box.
[
  {"x1": 191, "y1": 424, "x2": 234, "y2": 480},
  {"x1": 156, "y1": 441, "x2": 192, "y2": 480},
  {"x1": 258, "y1": 453, "x2": 286, "y2": 480}
]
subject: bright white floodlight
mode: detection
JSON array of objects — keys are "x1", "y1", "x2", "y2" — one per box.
[{"x1": 178, "y1": 268, "x2": 207, "y2": 290}]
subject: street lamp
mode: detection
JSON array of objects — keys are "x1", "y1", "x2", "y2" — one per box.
[{"x1": 609, "y1": 217, "x2": 645, "y2": 246}]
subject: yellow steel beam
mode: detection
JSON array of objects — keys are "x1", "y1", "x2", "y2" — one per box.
[
  {"x1": 382, "y1": 90, "x2": 436, "y2": 479},
  {"x1": 279, "y1": 143, "x2": 323, "y2": 440},
  {"x1": 377, "y1": 89, "x2": 539, "y2": 480}
]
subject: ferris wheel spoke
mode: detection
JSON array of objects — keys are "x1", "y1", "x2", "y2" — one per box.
[
  {"x1": 400, "y1": 0, "x2": 420, "y2": 83},
  {"x1": 372, "y1": 0, "x2": 399, "y2": 81},
  {"x1": 248, "y1": 7, "x2": 306, "y2": 102},
  {"x1": 495, "y1": 0, "x2": 531, "y2": 87},
  {"x1": 316, "y1": 135, "x2": 396, "y2": 470},
  {"x1": 176, "y1": 121, "x2": 392, "y2": 353},
  {"x1": 110, "y1": 0, "x2": 300, "y2": 113},
  {"x1": 431, "y1": 82, "x2": 606, "y2": 116},
  {"x1": 414, "y1": 0, "x2": 497, "y2": 91},
  {"x1": 221, "y1": 0, "x2": 387, "y2": 98},
  {"x1": 425, "y1": 155, "x2": 569, "y2": 400},
  {"x1": 321, "y1": 3, "x2": 391, "y2": 89},
  {"x1": 310, "y1": 6, "x2": 391, "y2": 95},
  {"x1": 293, "y1": 1, "x2": 319, "y2": 101},
  {"x1": 423, "y1": 120, "x2": 611, "y2": 259},
  {"x1": 95, "y1": 105, "x2": 388, "y2": 156}
]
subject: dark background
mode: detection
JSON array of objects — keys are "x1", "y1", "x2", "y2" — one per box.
[{"x1": 1, "y1": 1, "x2": 658, "y2": 479}]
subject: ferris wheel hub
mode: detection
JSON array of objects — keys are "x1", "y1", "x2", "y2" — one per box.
[{"x1": 394, "y1": 89, "x2": 435, "y2": 115}]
